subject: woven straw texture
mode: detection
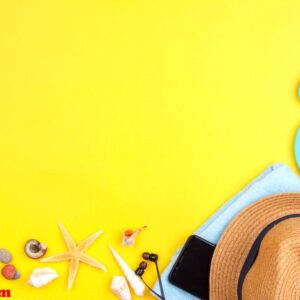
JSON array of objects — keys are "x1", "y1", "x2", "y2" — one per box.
[{"x1": 210, "y1": 193, "x2": 300, "y2": 300}]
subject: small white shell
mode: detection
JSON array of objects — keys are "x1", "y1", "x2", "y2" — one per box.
[
  {"x1": 28, "y1": 268, "x2": 58, "y2": 288},
  {"x1": 122, "y1": 226, "x2": 147, "y2": 246},
  {"x1": 111, "y1": 276, "x2": 131, "y2": 300}
]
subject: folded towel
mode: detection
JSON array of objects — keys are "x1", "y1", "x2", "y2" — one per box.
[{"x1": 153, "y1": 163, "x2": 300, "y2": 300}]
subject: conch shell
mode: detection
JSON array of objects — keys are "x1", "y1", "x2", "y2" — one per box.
[
  {"x1": 109, "y1": 246, "x2": 145, "y2": 296},
  {"x1": 28, "y1": 268, "x2": 58, "y2": 288},
  {"x1": 122, "y1": 226, "x2": 147, "y2": 246},
  {"x1": 111, "y1": 276, "x2": 131, "y2": 300}
]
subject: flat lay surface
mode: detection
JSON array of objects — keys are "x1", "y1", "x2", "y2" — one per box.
[{"x1": 1, "y1": 1, "x2": 300, "y2": 299}]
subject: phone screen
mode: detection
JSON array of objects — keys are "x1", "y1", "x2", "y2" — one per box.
[{"x1": 168, "y1": 235, "x2": 215, "y2": 299}]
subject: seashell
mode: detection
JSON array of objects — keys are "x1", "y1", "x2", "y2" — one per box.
[
  {"x1": 109, "y1": 246, "x2": 145, "y2": 297},
  {"x1": 111, "y1": 276, "x2": 131, "y2": 300},
  {"x1": 28, "y1": 267, "x2": 58, "y2": 288},
  {"x1": 0, "y1": 249, "x2": 12, "y2": 264},
  {"x1": 122, "y1": 226, "x2": 147, "y2": 246},
  {"x1": 1, "y1": 264, "x2": 20, "y2": 280},
  {"x1": 24, "y1": 239, "x2": 47, "y2": 259}
]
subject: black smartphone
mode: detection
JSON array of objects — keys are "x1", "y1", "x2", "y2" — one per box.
[{"x1": 168, "y1": 235, "x2": 216, "y2": 299}]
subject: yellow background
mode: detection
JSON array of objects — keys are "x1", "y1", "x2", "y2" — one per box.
[{"x1": 0, "y1": 0, "x2": 300, "y2": 299}]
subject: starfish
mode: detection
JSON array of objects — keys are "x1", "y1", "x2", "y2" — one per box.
[{"x1": 41, "y1": 223, "x2": 107, "y2": 289}]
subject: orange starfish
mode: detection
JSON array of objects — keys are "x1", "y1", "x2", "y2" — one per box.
[{"x1": 41, "y1": 223, "x2": 107, "y2": 289}]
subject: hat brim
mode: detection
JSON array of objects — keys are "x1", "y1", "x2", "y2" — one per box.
[{"x1": 210, "y1": 193, "x2": 300, "y2": 300}]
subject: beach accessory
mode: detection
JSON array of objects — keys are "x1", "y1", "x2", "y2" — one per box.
[
  {"x1": 24, "y1": 239, "x2": 47, "y2": 259},
  {"x1": 110, "y1": 276, "x2": 132, "y2": 300},
  {"x1": 109, "y1": 246, "x2": 145, "y2": 297},
  {"x1": 153, "y1": 163, "x2": 300, "y2": 300},
  {"x1": 293, "y1": 85, "x2": 300, "y2": 169},
  {"x1": 2, "y1": 264, "x2": 20, "y2": 280},
  {"x1": 210, "y1": 193, "x2": 300, "y2": 300},
  {"x1": 0, "y1": 249, "x2": 12, "y2": 264},
  {"x1": 294, "y1": 128, "x2": 300, "y2": 169},
  {"x1": 122, "y1": 226, "x2": 147, "y2": 246},
  {"x1": 28, "y1": 268, "x2": 58, "y2": 288},
  {"x1": 41, "y1": 223, "x2": 106, "y2": 289}
]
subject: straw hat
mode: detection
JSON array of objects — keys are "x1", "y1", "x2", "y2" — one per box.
[{"x1": 210, "y1": 193, "x2": 300, "y2": 300}]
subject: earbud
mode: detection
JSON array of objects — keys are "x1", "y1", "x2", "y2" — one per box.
[
  {"x1": 135, "y1": 261, "x2": 148, "y2": 276},
  {"x1": 142, "y1": 252, "x2": 165, "y2": 300},
  {"x1": 139, "y1": 261, "x2": 148, "y2": 269},
  {"x1": 137, "y1": 252, "x2": 166, "y2": 300},
  {"x1": 142, "y1": 252, "x2": 159, "y2": 262},
  {"x1": 135, "y1": 267, "x2": 144, "y2": 276}
]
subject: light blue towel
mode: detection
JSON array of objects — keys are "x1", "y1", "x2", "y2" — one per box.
[{"x1": 153, "y1": 163, "x2": 300, "y2": 300}]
